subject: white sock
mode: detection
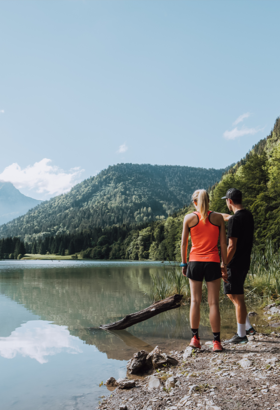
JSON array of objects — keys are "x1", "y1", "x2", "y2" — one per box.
[
  {"x1": 237, "y1": 323, "x2": 246, "y2": 338},
  {"x1": 245, "y1": 315, "x2": 252, "y2": 331}
]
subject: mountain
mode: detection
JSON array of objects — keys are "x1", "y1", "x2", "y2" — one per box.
[
  {"x1": 0, "y1": 164, "x2": 226, "y2": 240},
  {"x1": 23, "y1": 116, "x2": 280, "y2": 261},
  {"x1": 0, "y1": 182, "x2": 42, "y2": 226}
]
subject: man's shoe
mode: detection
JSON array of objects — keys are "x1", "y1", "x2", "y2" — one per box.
[
  {"x1": 189, "y1": 335, "x2": 201, "y2": 349},
  {"x1": 213, "y1": 340, "x2": 223, "y2": 352},
  {"x1": 246, "y1": 327, "x2": 256, "y2": 335},
  {"x1": 224, "y1": 333, "x2": 248, "y2": 344}
]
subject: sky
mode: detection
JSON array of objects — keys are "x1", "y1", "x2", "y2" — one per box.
[{"x1": 0, "y1": 0, "x2": 279, "y2": 200}]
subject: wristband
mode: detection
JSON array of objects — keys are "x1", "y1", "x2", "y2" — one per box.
[{"x1": 180, "y1": 263, "x2": 188, "y2": 267}]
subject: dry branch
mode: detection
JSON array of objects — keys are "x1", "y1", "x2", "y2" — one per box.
[{"x1": 99, "y1": 294, "x2": 183, "y2": 330}]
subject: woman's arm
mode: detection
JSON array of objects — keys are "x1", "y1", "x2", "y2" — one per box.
[
  {"x1": 181, "y1": 215, "x2": 190, "y2": 276},
  {"x1": 218, "y1": 212, "x2": 232, "y2": 222}
]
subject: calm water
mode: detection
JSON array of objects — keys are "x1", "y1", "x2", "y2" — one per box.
[{"x1": 0, "y1": 260, "x2": 263, "y2": 410}]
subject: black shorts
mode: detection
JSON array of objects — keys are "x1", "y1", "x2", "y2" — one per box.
[
  {"x1": 224, "y1": 267, "x2": 248, "y2": 295},
  {"x1": 186, "y1": 262, "x2": 222, "y2": 282}
]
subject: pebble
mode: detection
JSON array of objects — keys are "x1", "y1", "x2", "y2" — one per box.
[{"x1": 147, "y1": 375, "x2": 161, "y2": 390}]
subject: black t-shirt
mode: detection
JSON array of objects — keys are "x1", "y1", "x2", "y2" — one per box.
[{"x1": 227, "y1": 209, "x2": 254, "y2": 270}]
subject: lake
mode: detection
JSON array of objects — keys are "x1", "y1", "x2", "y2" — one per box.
[{"x1": 0, "y1": 260, "x2": 262, "y2": 409}]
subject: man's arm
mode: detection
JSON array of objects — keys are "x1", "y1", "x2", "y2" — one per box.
[{"x1": 222, "y1": 237, "x2": 237, "y2": 266}]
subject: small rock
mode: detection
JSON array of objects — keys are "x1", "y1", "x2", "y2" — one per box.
[
  {"x1": 147, "y1": 375, "x2": 161, "y2": 390},
  {"x1": 189, "y1": 385, "x2": 199, "y2": 393},
  {"x1": 271, "y1": 322, "x2": 280, "y2": 328},
  {"x1": 165, "y1": 376, "x2": 177, "y2": 389},
  {"x1": 264, "y1": 303, "x2": 276, "y2": 310},
  {"x1": 117, "y1": 379, "x2": 136, "y2": 389},
  {"x1": 269, "y1": 307, "x2": 280, "y2": 315},
  {"x1": 238, "y1": 358, "x2": 252, "y2": 369},
  {"x1": 183, "y1": 346, "x2": 193, "y2": 359},
  {"x1": 248, "y1": 311, "x2": 258, "y2": 316},
  {"x1": 119, "y1": 406, "x2": 128, "y2": 410},
  {"x1": 105, "y1": 377, "x2": 118, "y2": 387}
]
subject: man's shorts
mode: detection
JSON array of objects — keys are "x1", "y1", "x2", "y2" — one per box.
[
  {"x1": 187, "y1": 262, "x2": 222, "y2": 282},
  {"x1": 224, "y1": 267, "x2": 248, "y2": 295}
]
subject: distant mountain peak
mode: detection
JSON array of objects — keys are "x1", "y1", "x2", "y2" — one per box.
[{"x1": 0, "y1": 182, "x2": 42, "y2": 225}]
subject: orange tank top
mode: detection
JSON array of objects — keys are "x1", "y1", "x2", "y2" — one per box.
[{"x1": 189, "y1": 211, "x2": 220, "y2": 263}]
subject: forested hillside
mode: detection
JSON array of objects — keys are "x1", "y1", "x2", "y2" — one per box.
[
  {"x1": 0, "y1": 164, "x2": 225, "y2": 240},
  {"x1": 22, "y1": 116, "x2": 280, "y2": 261}
]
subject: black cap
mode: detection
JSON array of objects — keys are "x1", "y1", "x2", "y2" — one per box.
[{"x1": 221, "y1": 188, "x2": 242, "y2": 202}]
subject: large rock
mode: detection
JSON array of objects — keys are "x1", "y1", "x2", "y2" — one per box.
[
  {"x1": 117, "y1": 378, "x2": 136, "y2": 389},
  {"x1": 127, "y1": 350, "x2": 152, "y2": 374},
  {"x1": 146, "y1": 346, "x2": 178, "y2": 369}
]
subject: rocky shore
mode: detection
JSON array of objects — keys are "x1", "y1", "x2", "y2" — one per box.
[{"x1": 97, "y1": 304, "x2": 280, "y2": 410}]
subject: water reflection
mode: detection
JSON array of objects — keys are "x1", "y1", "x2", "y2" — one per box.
[
  {"x1": 0, "y1": 320, "x2": 82, "y2": 364},
  {"x1": 0, "y1": 261, "x2": 264, "y2": 410}
]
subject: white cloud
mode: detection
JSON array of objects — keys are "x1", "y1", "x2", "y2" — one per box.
[
  {"x1": 232, "y1": 112, "x2": 250, "y2": 126},
  {"x1": 0, "y1": 158, "x2": 84, "y2": 197},
  {"x1": 0, "y1": 321, "x2": 82, "y2": 364},
  {"x1": 223, "y1": 126, "x2": 262, "y2": 140},
  {"x1": 0, "y1": 110, "x2": 4, "y2": 114},
  {"x1": 117, "y1": 143, "x2": 128, "y2": 154}
]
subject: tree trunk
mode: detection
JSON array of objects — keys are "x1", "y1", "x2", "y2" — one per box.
[{"x1": 99, "y1": 294, "x2": 183, "y2": 330}]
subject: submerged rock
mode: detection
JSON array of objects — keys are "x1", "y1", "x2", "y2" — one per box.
[{"x1": 105, "y1": 377, "x2": 118, "y2": 387}]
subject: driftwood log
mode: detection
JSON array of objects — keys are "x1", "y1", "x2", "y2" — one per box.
[{"x1": 100, "y1": 294, "x2": 183, "y2": 331}]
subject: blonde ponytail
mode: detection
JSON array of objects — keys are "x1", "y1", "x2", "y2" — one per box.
[{"x1": 192, "y1": 189, "x2": 209, "y2": 224}]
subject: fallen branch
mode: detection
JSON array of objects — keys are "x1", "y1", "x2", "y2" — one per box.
[{"x1": 99, "y1": 294, "x2": 183, "y2": 330}]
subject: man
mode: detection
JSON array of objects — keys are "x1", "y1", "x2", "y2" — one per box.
[{"x1": 220, "y1": 188, "x2": 255, "y2": 344}]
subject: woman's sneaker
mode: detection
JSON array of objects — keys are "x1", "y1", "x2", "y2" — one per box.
[
  {"x1": 213, "y1": 340, "x2": 223, "y2": 352},
  {"x1": 189, "y1": 335, "x2": 201, "y2": 349},
  {"x1": 246, "y1": 327, "x2": 256, "y2": 335}
]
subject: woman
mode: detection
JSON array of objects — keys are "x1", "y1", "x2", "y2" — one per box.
[{"x1": 181, "y1": 189, "x2": 227, "y2": 352}]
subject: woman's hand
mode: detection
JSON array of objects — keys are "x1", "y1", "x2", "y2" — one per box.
[
  {"x1": 221, "y1": 266, "x2": 228, "y2": 283},
  {"x1": 182, "y1": 266, "x2": 187, "y2": 277}
]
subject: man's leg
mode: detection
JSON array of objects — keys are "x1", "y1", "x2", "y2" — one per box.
[
  {"x1": 227, "y1": 293, "x2": 247, "y2": 323},
  {"x1": 226, "y1": 293, "x2": 247, "y2": 339}
]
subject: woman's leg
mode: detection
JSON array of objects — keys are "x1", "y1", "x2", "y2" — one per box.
[
  {"x1": 206, "y1": 278, "x2": 221, "y2": 333},
  {"x1": 189, "y1": 279, "x2": 203, "y2": 329}
]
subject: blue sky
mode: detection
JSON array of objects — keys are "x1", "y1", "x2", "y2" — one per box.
[{"x1": 0, "y1": 0, "x2": 279, "y2": 200}]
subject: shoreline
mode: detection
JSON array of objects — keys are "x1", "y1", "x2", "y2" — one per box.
[{"x1": 97, "y1": 304, "x2": 280, "y2": 410}]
